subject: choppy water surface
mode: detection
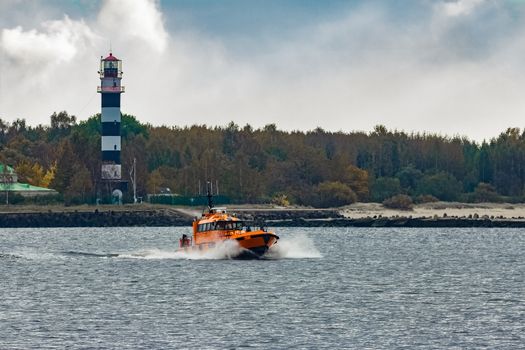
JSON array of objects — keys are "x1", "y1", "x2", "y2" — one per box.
[{"x1": 0, "y1": 227, "x2": 524, "y2": 349}]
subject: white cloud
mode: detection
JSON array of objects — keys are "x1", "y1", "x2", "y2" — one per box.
[
  {"x1": 1, "y1": 0, "x2": 525, "y2": 141},
  {"x1": 0, "y1": 0, "x2": 167, "y2": 124},
  {"x1": 438, "y1": 0, "x2": 486, "y2": 17},
  {"x1": 97, "y1": 0, "x2": 168, "y2": 53},
  {"x1": 1, "y1": 16, "x2": 95, "y2": 66}
]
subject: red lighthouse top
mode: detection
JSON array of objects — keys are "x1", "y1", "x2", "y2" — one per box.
[
  {"x1": 103, "y1": 52, "x2": 119, "y2": 61},
  {"x1": 98, "y1": 52, "x2": 123, "y2": 81}
]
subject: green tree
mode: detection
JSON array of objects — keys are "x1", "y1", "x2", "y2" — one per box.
[
  {"x1": 64, "y1": 164, "x2": 93, "y2": 204},
  {"x1": 147, "y1": 169, "x2": 164, "y2": 195},
  {"x1": 396, "y1": 165, "x2": 423, "y2": 194},
  {"x1": 371, "y1": 177, "x2": 401, "y2": 202},
  {"x1": 49, "y1": 111, "x2": 76, "y2": 141},
  {"x1": 50, "y1": 140, "x2": 77, "y2": 194},
  {"x1": 417, "y1": 172, "x2": 462, "y2": 201}
]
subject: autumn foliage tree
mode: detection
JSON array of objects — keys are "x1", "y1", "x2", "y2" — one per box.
[
  {"x1": 3, "y1": 113, "x2": 525, "y2": 206},
  {"x1": 313, "y1": 181, "x2": 357, "y2": 208}
]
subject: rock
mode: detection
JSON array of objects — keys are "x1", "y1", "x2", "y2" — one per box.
[{"x1": 3, "y1": 207, "x2": 525, "y2": 228}]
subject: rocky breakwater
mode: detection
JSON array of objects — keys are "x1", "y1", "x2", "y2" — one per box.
[
  {"x1": 236, "y1": 209, "x2": 344, "y2": 227},
  {"x1": 3, "y1": 206, "x2": 525, "y2": 228},
  {"x1": 236, "y1": 209, "x2": 525, "y2": 228},
  {"x1": 0, "y1": 208, "x2": 193, "y2": 228},
  {"x1": 338, "y1": 215, "x2": 525, "y2": 228}
]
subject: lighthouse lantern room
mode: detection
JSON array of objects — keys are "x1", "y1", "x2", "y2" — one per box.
[{"x1": 97, "y1": 52, "x2": 124, "y2": 180}]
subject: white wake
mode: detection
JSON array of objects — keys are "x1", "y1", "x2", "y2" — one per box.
[
  {"x1": 266, "y1": 234, "x2": 322, "y2": 259},
  {"x1": 22, "y1": 234, "x2": 322, "y2": 261},
  {"x1": 117, "y1": 240, "x2": 244, "y2": 260}
]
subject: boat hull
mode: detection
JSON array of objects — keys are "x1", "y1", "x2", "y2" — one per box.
[
  {"x1": 179, "y1": 232, "x2": 278, "y2": 259},
  {"x1": 236, "y1": 233, "x2": 278, "y2": 258}
]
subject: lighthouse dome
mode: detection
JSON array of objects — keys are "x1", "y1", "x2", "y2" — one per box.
[{"x1": 103, "y1": 53, "x2": 119, "y2": 61}]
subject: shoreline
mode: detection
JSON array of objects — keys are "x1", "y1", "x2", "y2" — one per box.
[
  {"x1": 2, "y1": 202, "x2": 525, "y2": 228},
  {"x1": 341, "y1": 202, "x2": 525, "y2": 220}
]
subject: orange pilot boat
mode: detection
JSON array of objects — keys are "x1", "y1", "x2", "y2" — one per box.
[{"x1": 178, "y1": 186, "x2": 279, "y2": 259}]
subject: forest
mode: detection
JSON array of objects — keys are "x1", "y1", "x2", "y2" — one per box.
[{"x1": 1, "y1": 111, "x2": 525, "y2": 207}]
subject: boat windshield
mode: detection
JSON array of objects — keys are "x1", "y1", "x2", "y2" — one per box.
[
  {"x1": 215, "y1": 221, "x2": 243, "y2": 230},
  {"x1": 197, "y1": 221, "x2": 244, "y2": 232}
]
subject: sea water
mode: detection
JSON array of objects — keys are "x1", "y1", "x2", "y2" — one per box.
[{"x1": 0, "y1": 227, "x2": 523, "y2": 349}]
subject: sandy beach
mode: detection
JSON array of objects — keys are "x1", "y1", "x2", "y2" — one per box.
[
  {"x1": 342, "y1": 202, "x2": 525, "y2": 220},
  {"x1": 2, "y1": 202, "x2": 525, "y2": 227}
]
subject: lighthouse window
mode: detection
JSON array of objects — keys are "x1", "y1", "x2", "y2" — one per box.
[
  {"x1": 114, "y1": 145, "x2": 117, "y2": 150},
  {"x1": 104, "y1": 68, "x2": 118, "y2": 78}
]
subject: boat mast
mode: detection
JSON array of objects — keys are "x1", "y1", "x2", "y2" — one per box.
[{"x1": 206, "y1": 181, "x2": 214, "y2": 211}]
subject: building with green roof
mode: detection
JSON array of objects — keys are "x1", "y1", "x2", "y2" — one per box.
[
  {"x1": 0, "y1": 164, "x2": 17, "y2": 182},
  {"x1": 0, "y1": 164, "x2": 58, "y2": 197}
]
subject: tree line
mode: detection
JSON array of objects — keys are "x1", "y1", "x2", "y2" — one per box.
[{"x1": 1, "y1": 111, "x2": 525, "y2": 206}]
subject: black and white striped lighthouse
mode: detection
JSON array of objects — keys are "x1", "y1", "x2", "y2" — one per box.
[{"x1": 97, "y1": 52, "x2": 124, "y2": 180}]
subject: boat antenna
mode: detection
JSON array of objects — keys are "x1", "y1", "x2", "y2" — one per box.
[{"x1": 206, "y1": 181, "x2": 214, "y2": 210}]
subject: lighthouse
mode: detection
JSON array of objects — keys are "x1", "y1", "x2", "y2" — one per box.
[{"x1": 97, "y1": 52, "x2": 124, "y2": 181}]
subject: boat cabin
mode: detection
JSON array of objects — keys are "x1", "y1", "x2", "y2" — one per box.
[
  {"x1": 205, "y1": 207, "x2": 228, "y2": 215},
  {"x1": 196, "y1": 220, "x2": 244, "y2": 232}
]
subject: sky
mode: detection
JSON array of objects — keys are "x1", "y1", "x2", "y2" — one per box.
[{"x1": 2, "y1": 0, "x2": 525, "y2": 141}]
